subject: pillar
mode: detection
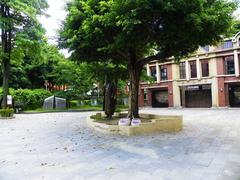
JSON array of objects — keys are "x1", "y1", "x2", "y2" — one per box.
[
  {"x1": 181, "y1": 86, "x2": 186, "y2": 107},
  {"x1": 185, "y1": 60, "x2": 190, "y2": 81},
  {"x1": 156, "y1": 63, "x2": 160, "y2": 83},
  {"x1": 147, "y1": 64, "x2": 151, "y2": 76},
  {"x1": 234, "y1": 50, "x2": 239, "y2": 77},
  {"x1": 172, "y1": 81, "x2": 181, "y2": 108},
  {"x1": 147, "y1": 89, "x2": 152, "y2": 106},
  {"x1": 211, "y1": 78, "x2": 219, "y2": 107},
  {"x1": 138, "y1": 89, "x2": 144, "y2": 107},
  {"x1": 196, "y1": 57, "x2": 201, "y2": 80},
  {"x1": 218, "y1": 77, "x2": 227, "y2": 107},
  {"x1": 168, "y1": 82, "x2": 174, "y2": 107}
]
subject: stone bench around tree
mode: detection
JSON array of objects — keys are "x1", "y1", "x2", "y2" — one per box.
[{"x1": 87, "y1": 113, "x2": 183, "y2": 136}]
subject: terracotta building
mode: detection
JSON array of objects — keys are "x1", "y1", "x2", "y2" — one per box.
[{"x1": 139, "y1": 32, "x2": 240, "y2": 108}]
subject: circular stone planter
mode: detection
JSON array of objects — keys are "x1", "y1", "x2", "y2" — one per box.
[{"x1": 87, "y1": 113, "x2": 183, "y2": 136}]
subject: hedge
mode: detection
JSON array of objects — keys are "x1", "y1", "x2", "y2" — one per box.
[
  {"x1": 69, "y1": 100, "x2": 79, "y2": 108},
  {"x1": 0, "y1": 88, "x2": 52, "y2": 110}
]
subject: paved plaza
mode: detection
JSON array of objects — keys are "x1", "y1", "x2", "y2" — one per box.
[{"x1": 0, "y1": 109, "x2": 240, "y2": 180}]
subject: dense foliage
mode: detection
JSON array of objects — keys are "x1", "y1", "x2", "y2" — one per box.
[
  {"x1": 0, "y1": 88, "x2": 52, "y2": 110},
  {"x1": 0, "y1": 108, "x2": 14, "y2": 117},
  {"x1": 60, "y1": 0, "x2": 237, "y2": 118},
  {"x1": 0, "y1": 0, "x2": 48, "y2": 108},
  {"x1": 0, "y1": 43, "x2": 62, "y2": 89},
  {"x1": 228, "y1": 19, "x2": 240, "y2": 36}
]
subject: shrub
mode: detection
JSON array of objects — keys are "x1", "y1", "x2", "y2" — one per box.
[
  {"x1": 0, "y1": 88, "x2": 52, "y2": 110},
  {"x1": 83, "y1": 100, "x2": 91, "y2": 105},
  {"x1": 0, "y1": 108, "x2": 14, "y2": 117},
  {"x1": 69, "y1": 100, "x2": 79, "y2": 108},
  {"x1": 11, "y1": 89, "x2": 52, "y2": 110}
]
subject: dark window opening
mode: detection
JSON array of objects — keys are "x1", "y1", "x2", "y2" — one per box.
[
  {"x1": 190, "y1": 61, "x2": 197, "y2": 78},
  {"x1": 225, "y1": 56, "x2": 235, "y2": 75},
  {"x1": 201, "y1": 60, "x2": 209, "y2": 77},
  {"x1": 150, "y1": 66, "x2": 157, "y2": 81},
  {"x1": 179, "y1": 62, "x2": 186, "y2": 79},
  {"x1": 160, "y1": 66, "x2": 168, "y2": 81},
  {"x1": 222, "y1": 40, "x2": 233, "y2": 49},
  {"x1": 202, "y1": 45, "x2": 209, "y2": 52}
]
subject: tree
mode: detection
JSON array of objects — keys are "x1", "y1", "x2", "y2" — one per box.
[
  {"x1": 0, "y1": 42, "x2": 64, "y2": 89},
  {"x1": 228, "y1": 19, "x2": 240, "y2": 37},
  {"x1": 0, "y1": 0, "x2": 48, "y2": 108},
  {"x1": 60, "y1": 0, "x2": 236, "y2": 118},
  {"x1": 51, "y1": 61, "x2": 94, "y2": 99},
  {"x1": 81, "y1": 62, "x2": 128, "y2": 92}
]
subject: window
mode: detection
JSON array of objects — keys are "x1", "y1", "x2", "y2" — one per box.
[
  {"x1": 222, "y1": 40, "x2": 233, "y2": 49},
  {"x1": 201, "y1": 60, "x2": 209, "y2": 77},
  {"x1": 160, "y1": 65, "x2": 167, "y2": 81},
  {"x1": 179, "y1": 62, "x2": 186, "y2": 79},
  {"x1": 150, "y1": 66, "x2": 157, "y2": 81},
  {"x1": 225, "y1": 56, "x2": 235, "y2": 75},
  {"x1": 202, "y1": 45, "x2": 209, "y2": 52},
  {"x1": 190, "y1": 61, "x2": 197, "y2": 78}
]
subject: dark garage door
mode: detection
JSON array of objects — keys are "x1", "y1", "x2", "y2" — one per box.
[
  {"x1": 229, "y1": 85, "x2": 240, "y2": 107},
  {"x1": 152, "y1": 90, "x2": 169, "y2": 108},
  {"x1": 185, "y1": 85, "x2": 212, "y2": 108}
]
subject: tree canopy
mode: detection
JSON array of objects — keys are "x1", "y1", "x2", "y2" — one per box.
[
  {"x1": 0, "y1": 0, "x2": 48, "y2": 108},
  {"x1": 60, "y1": 0, "x2": 236, "y2": 61},
  {"x1": 60, "y1": 0, "x2": 237, "y2": 118}
]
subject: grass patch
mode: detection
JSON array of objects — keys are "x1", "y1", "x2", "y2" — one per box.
[
  {"x1": 90, "y1": 114, "x2": 120, "y2": 125},
  {"x1": 23, "y1": 105, "x2": 126, "y2": 113},
  {"x1": 91, "y1": 112, "x2": 152, "y2": 125}
]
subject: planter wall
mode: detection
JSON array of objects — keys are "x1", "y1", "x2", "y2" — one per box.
[{"x1": 87, "y1": 113, "x2": 183, "y2": 136}]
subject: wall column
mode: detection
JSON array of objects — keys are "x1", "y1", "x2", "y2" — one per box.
[
  {"x1": 185, "y1": 60, "x2": 190, "y2": 81},
  {"x1": 146, "y1": 64, "x2": 151, "y2": 76},
  {"x1": 218, "y1": 78, "x2": 227, "y2": 107},
  {"x1": 172, "y1": 81, "x2": 181, "y2": 107},
  {"x1": 181, "y1": 86, "x2": 186, "y2": 107},
  {"x1": 196, "y1": 57, "x2": 201, "y2": 80},
  {"x1": 147, "y1": 89, "x2": 152, "y2": 106},
  {"x1": 211, "y1": 78, "x2": 219, "y2": 107},
  {"x1": 168, "y1": 82, "x2": 174, "y2": 107},
  {"x1": 156, "y1": 63, "x2": 160, "y2": 83},
  {"x1": 138, "y1": 89, "x2": 144, "y2": 107},
  {"x1": 234, "y1": 50, "x2": 239, "y2": 77}
]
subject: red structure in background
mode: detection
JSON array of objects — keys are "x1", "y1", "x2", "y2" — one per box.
[
  {"x1": 139, "y1": 32, "x2": 240, "y2": 108},
  {"x1": 45, "y1": 81, "x2": 69, "y2": 92}
]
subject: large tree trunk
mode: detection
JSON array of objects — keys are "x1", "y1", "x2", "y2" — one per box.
[
  {"x1": 1, "y1": 4, "x2": 11, "y2": 108},
  {"x1": 2, "y1": 57, "x2": 10, "y2": 108},
  {"x1": 127, "y1": 49, "x2": 143, "y2": 119}
]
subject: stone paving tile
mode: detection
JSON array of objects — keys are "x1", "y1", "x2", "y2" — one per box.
[{"x1": 0, "y1": 109, "x2": 240, "y2": 179}]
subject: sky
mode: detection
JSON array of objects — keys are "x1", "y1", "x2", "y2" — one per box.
[{"x1": 39, "y1": 0, "x2": 70, "y2": 57}]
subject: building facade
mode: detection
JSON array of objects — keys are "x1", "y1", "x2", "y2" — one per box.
[{"x1": 139, "y1": 32, "x2": 240, "y2": 108}]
